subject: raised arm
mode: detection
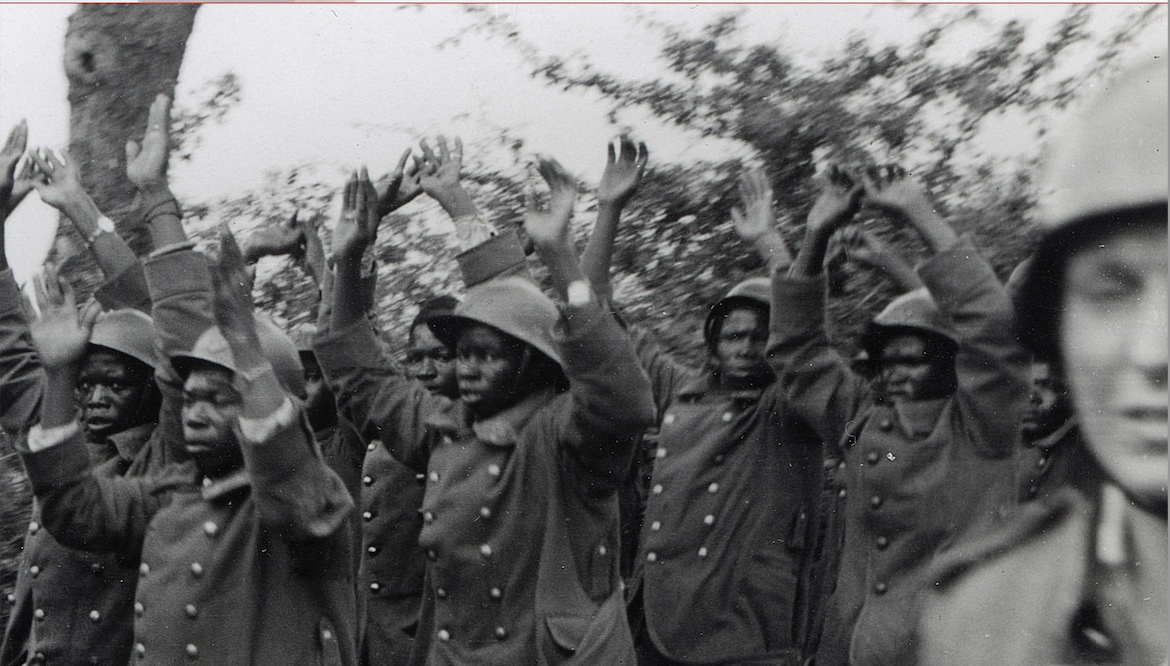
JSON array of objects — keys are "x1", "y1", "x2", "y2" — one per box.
[
  {"x1": 580, "y1": 136, "x2": 647, "y2": 304},
  {"x1": 731, "y1": 166, "x2": 793, "y2": 273},
  {"x1": 127, "y1": 95, "x2": 184, "y2": 250},
  {"x1": 0, "y1": 120, "x2": 35, "y2": 269},
  {"x1": 838, "y1": 226, "x2": 923, "y2": 292},
  {"x1": 211, "y1": 227, "x2": 353, "y2": 540}
]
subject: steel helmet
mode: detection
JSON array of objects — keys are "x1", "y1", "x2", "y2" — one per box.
[
  {"x1": 703, "y1": 277, "x2": 771, "y2": 347},
  {"x1": 1038, "y1": 54, "x2": 1167, "y2": 232},
  {"x1": 428, "y1": 275, "x2": 564, "y2": 372},
  {"x1": 171, "y1": 315, "x2": 306, "y2": 399},
  {"x1": 862, "y1": 287, "x2": 957, "y2": 355},
  {"x1": 87, "y1": 309, "x2": 158, "y2": 371},
  {"x1": 1017, "y1": 54, "x2": 1168, "y2": 357}
]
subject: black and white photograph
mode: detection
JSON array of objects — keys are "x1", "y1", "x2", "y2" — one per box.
[{"x1": 0, "y1": 3, "x2": 1165, "y2": 665}]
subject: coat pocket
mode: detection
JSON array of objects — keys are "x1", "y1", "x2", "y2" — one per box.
[{"x1": 539, "y1": 591, "x2": 635, "y2": 665}]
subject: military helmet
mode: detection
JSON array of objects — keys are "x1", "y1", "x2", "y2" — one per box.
[
  {"x1": 428, "y1": 275, "x2": 564, "y2": 371},
  {"x1": 1017, "y1": 54, "x2": 1168, "y2": 357},
  {"x1": 88, "y1": 309, "x2": 158, "y2": 371},
  {"x1": 170, "y1": 315, "x2": 306, "y2": 399},
  {"x1": 862, "y1": 287, "x2": 958, "y2": 355},
  {"x1": 703, "y1": 277, "x2": 771, "y2": 347}
]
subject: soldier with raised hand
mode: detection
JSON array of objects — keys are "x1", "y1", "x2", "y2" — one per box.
[
  {"x1": 770, "y1": 164, "x2": 1027, "y2": 666},
  {"x1": 920, "y1": 54, "x2": 1167, "y2": 666},
  {"x1": 313, "y1": 157, "x2": 655, "y2": 665}
]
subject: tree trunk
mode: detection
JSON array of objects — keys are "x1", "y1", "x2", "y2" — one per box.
[{"x1": 56, "y1": 4, "x2": 199, "y2": 292}]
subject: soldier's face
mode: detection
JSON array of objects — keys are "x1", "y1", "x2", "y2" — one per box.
[
  {"x1": 455, "y1": 325, "x2": 524, "y2": 418},
  {"x1": 181, "y1": 365, "x2": 243, "y2": 474},
  {"x1": 1060, "y1": 219, "x2": 1167, "y2": 505},
  {"x1": 713, "y1": 308, "x2": 770, "y2": 390},
  {"x1": 876, "y1": 334, "x2": 953, "y2": 403},
  {"x1": 77, "y1": 349, "x2": 153, "y2": 441},
  {"x1": 1021, "y1": 360, "x2": 1072, "y2": 442},
  {"x1": 407, "y1": 324, "x2": 458, "y2": 398}
]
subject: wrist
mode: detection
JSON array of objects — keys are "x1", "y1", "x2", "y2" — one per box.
[
  {"x1": 596, "y1": 197, "x2": 628, "y2": 210},
  {"x1": 432, "y1": 187, "x2": 478, "y2": 219}
]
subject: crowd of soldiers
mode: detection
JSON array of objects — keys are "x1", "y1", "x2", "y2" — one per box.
[{"x1": 0, "y1": 53, "x2": 1163, "y2": 666}]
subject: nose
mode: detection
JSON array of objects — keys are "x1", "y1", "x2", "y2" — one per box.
[
  {"x1": 417, "y1": 357, "x2": 437, "y2": 378},
  {"x1": 1029, "y1": 388, "x2": 1043, "y2": 406},
  {"x1": 88, "y1": 384, "x2": 113, "y2": 406}
]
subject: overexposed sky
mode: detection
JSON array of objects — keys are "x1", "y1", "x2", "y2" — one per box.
[{"x1": 1, "y1": 4, "x2": 1165, "y2": 284}]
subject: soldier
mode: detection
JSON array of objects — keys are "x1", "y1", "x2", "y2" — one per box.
[
  {"x1": 769, "y1": 165, "x2": 1027, "y2": 666},
  {"x1": 581, "y1": 151, "x2": 823, "y2": 666},
  {"x1": 314, "y1": 161, "x2": 655, "y2": 665},
  {"x1": 920, "y1": 55, "x2": 1167, "y2": 665}
]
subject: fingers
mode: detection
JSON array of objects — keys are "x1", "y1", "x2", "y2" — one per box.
[
  {"x1": 394, "y1": 148, "x2": 412, "y2": 175},
  {"x1": 147, "y1": 94, "x2": 171, "y2": 133},
  {"x1": 730, "y1": 206, "x2": 746, "y2": 229},
  {"x1": 451, "y1": 137, "x2": 463, "y2": 166},
  {"x1": 435, "y1": 136, "x2": 449, "y2": 163},
  {"x1": 28, "y1": 148, "x2": 55, "y2": 178},
  {"x1": 218, "y1": 223, "x2": 247, "y2": 280},
  {"x1": 79, "y1": 298, "x2": 102, "y2": 334},
  {"x1": 636, "y1": 142, "x2": 649, "y2": 171},
  {"x1": 343, "y1": 171, "x2": 357, "y2": 211},
  {"x1": 619, "y1": 135, "x2": 637, "y2": 163},
  {"x1": 125, "y1": 140, "x2": 140, "y2": 166},
  {"x1": 285, "y1": 210, "x2": 298, "y2": 230},
  {"x1": 606, "y1": 140, "x2": 616, "y2": 166},
  {"x1": 418, "y1": 139, "x2": 437, "y2": 167},
  {"x1": 2, "y1": 120, "x2": 27, "y2": 156}
]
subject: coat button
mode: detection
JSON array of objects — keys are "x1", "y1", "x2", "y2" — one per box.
[
  {"x1": 429, "y1": 471, "x2": 440, "y2": 482},
  {"x1": 650, "y1": 521, "x2": 661, "y2": 532},
  {"x1": 646, "y1": 552, "x2": 658, "y2": 562},
  {"x1": 837, "y1": 488, "x2": 847, "y2": 499},
  {"x1": 655, "y1": 447, "x2": 666, "y2": 459},
  {"x1": 869, "y1": 495, "x2": 883, "y2": 509},
  {"x1": 415, "y1": 473, "x2": 426, "y2": 482},
  {"x1": 186, "y1": 604, "x2": 198, "y2": 618},
  {"x1": 134, "y1": 602, "x2": 145, "y2": 617},
  {"x1": 479, "y1": 506, "x2": 492, "y2": 519},
  {"x1": 490, "y1": 587, "x2": 502, "y2": 600},
  {"x1": 33, "y1": 609, "x2": 44, "y2": 621},
  {"x1": 876, "y1": 536, "x2": 889, "y2": 550},
  {"x1": 370, "y1": 582, "x2": 381, "y2": 593},
  {"x1": 598, "y1": 544, "x2": 607, "y2": 556},
  {"x1": 707, "y1": 483, "x2": 719, "y2": 494},
  {"x1": 494, "y1": 627, "x2": 508, "y2": 640},
  {"x1": 134, "y1": 643, "x2": 146, "y2": 658},
  {"x1": 30, "y1": 652, "x2": 44, "y2": 664},
  {"x1": 203, "y1": 521, "x2": 218, "y2": 537},
  {"x1": 721, "y1": 412, "x2": 733, "y2": 422},
  {"x1": 663, "y1": 414, "x2": 675, "y2": 425},
  {"x1": 185, "y1": 644, "x2": 198, "y2": 658},
  {"x1": 703, "y1": 514, "x2": 715, "y2": 526},
  {"x1": 436, "y1": 588, "x2": 448, "y2": 600},
  {"x1": 866, "y1": 451, "x2": 880, "y2": 464},
  {"x1": 837, "y1": 460, "x2": 847, "y2": 471},
  {"x1": 190, "y1": 562, "x2": 204, "y2": 578},
  {"x1": 697, "y1": 547, "x2": 708, "y2": 558},
  {"x1": 878, "y1": 419, "x2": 893, "y2": 431},
  {"x1": 5, "y1": 594, "x2": 13, "y2": 604},
  {"x1": 874, "y1": 582, "x2": 888, "y2": 595},
  {"x1": 427, "y1": 549, "x2": 438, "y2": 561},
  {"x1": 423, "y1": 511, "x2": 435, "y2": 524},
  {"x1": 362, "y1": 511, "x2": 373, "y2": 521},
  {"x1": 28, "y1": 521, "x2": 38, "y2": 534},
  {"x1": 139, "y1": 563, "x2": 150, "y2": 577},
  {"x1": 479, "y1": 544, "x2": 493, "y2": 557},
  {"x1": 89, "y1": 609, "x2": 101, "y2": 622},
  {"x1": 652, "y1": 484, "x2": 663, "y2": 495},
  {"x1": 363, "y1": 475, "x2": 374, "y2": 486},
  {"x1": 91, "y1": 562, "x2": 103, "y2": 575},
  {"x1": 367, "y1": 545, "x2": 379, "y2": 555},
  {"x1": 487, "y1": 464, "x2": 501, "y2": 477},
  {"x1": 29, "y1": 565, "x2": 39, "y2": 577},
  {"x1": 713, "y1": 454, "x2": 725, "y2": 465},
  {"x1": 437, "y1": 629, "x2": 451, "y2": 641},
  {"x1": 367, "y1": 442, "x2": 377, "y2": 452}
]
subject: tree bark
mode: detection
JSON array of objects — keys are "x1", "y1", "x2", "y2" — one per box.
[{"x1": 56, "y1": 4, "x2": 199, "y2": 291}]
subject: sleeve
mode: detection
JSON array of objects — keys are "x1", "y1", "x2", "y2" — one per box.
[
  {"x1": 19, "y1": 427, "x2": 172, "y2": 563},
  {"x1": 143, "y1": 246, "x2": 216, "y2": 451},
  {"x1": 550, "y1": 297, "x2": 657, "y2": 492},
  {"x1": 917, "y1": 238, "x2": 1028, "y2": 459},
  {"x1": 239, "y1": 404, "x2": 355, "y2": 543},
  {"x1": 765, "y1": 268, "x2": 868, "y2": 453},
  {"x1": 628, "y1": 325, "x2": 691, "y2": 422},
  {"x1": 93, "y1": 259, "x2": 152, "y2": 314},
  {"x1": 0, "y1": 268, "x2": 43, "y2": 436},
  {"x1": 313, "y1": 317, "x2": 443, "y2": 471}
]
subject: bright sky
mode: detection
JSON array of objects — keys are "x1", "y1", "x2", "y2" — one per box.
[{"x1": 1, "y1": 4, "x2": 1165, "y2": 284}]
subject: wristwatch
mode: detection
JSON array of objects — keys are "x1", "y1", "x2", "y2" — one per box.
[{"x1": 84, "y1": 215, "x2": 116, "y2": 247}]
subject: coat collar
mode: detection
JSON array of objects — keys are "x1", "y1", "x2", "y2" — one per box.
[
  {"x1": 1025, "y1": 418, "x2": 1079, "y2": 452},
  {"x1": 425, "y1": 386, "x2": 557, "y2": 447},
  {"x1": 676, "y1": 371, "x2": 772, "y2": 405},
  {"x1": 103, "y1": 423, "x2": 156, "y2": 462},
  {"x1": 201, "y1": 467, "x2": 251, "y2": 502}
]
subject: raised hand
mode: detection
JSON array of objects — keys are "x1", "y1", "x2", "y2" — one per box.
[
  {"x1": 332, "y1": 169, "x2": 379, "y2": 264},
  {"x1": 418, "y1": 136, "x2": 463, "y2": 197},
  {"x1": 375, "y1": 148, "x2": 421, "y2": 218},
  {"x1": 212, "y1": 225, "x2": 261, "y2": 351},
  {"x1": 860, "y1": 165, "x2": 956, "y2": 253},
  {"x1": 523, "y1": 157, "x2": 578, "y2": 250},
  {"x1": 0, "y1": 120, "x2": 33, "y2": 218},
  {"x1": 29, "y1": 262, "x2": 101, "y2": 370},
  {"x1": 28, "y1": 148, "x2": 89, "y2": 213},
  {"x1": 806, "y1": 165, "x2": 863, "y2": 239},
  {"x1": 297, "y1": 214, "x2": 328, "y2": 288},
  {"x1": 243, "y1": 212, "x2": 306, "y2": 263},
  {"x1": 597, "y1": 136, "x2": 648, "y2": 207},
  {"x1": 125, "y1": 94, "x2": 172, "y2": 192},
  {"x1": 731, "y1": 167, "x2": 777, "y2": 244}
]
